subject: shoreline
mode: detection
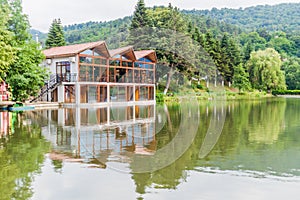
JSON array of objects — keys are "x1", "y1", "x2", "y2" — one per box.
[{"x1": 1, "y1": 93, "x2": 299, "y2": 111}]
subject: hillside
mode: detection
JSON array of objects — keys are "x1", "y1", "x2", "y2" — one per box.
[
  {"x1": 32, "y1": 3, "x2": 300, "y2": 47},
  {"x1": 182, "y1": 3, "x2": 300, "y2": 33},
  {"x1": 63, "y1": 17, "x2": 132, "y2": 48},
  {"x1": 34, "y1": 13, "x2": 239, "y2": 47}
]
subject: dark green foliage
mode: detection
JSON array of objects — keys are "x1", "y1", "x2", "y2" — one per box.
[
  {"x1": 156, "y1": 93, "x2": 165, "y2": 102},
  {"x1": 282, "y1": 57, "x2": 300, "y2": 90},
  {"x1": 183, "y1": 3, "x2": 300, "y2": 33},
  {"x1": 127, "y1": 0, "x2": 152, "y2": 49},
  {"x1": 232, "y1": 64, "x2": 251, "y2": 91},
  {"x1": 272, "y1": 90, "x2": 300, "y2": 95},
  {"x1": 239, "y1": 32, "x2": 266, "y2": 51},
  {"x1": 220, "y1": 33, "x2": 242, "y2": 84},
  {"x1": 64, "y1": 18, "x2": 131, "y2": 49},
  {"x1": 45, "y1": 19, "x2": 66, "y2": 48},
  {"x1": 130, "y1": 0, "x2": 151, "y2": 30}
]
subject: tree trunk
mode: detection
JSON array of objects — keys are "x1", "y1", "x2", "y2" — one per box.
[{"x1": 163, "y1": 65, "x2": 174, "y2": 95}]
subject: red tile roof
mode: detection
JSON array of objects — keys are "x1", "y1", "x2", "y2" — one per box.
[{"x1": 43, "y1": 41, "x2": 106, "y2": 58}]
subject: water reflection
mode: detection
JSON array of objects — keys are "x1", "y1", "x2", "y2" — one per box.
[
  {"x1": 0, "y1": 111, "x2": 13, "y2": 138},
  {"x1": 0, "y1": 112, "x2": 50, "y2": 200},
  {"x1": 1, "y1": 98, "x2": 300, "y2": 200},
  {"x1": 34, "y1": 105, "x2": 157, "y2": 171}
]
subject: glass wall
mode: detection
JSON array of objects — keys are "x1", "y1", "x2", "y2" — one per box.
[
  {"x1": 78, "y1": 54, "x2": 155, "y2": 84},
  {"x1": 79, "y1": 54, "x2": 108, "y2": 82},
  {"x1": 80, "y1": 85, "x2": 108, "y2": 103},
  {"x1": 136, "y1": 86, "x2": 155, "y2": 101},
  {"x1": 110, "y1": 86, "x2": 127, "y2": 102}
]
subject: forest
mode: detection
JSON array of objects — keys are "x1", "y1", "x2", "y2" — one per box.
[
  {"x1": 182, "y1": 3, "x2": 300, "y2": 33},
  {"x1": 0, "y1": 1, "x2": 296, "y2": 102},
  {"x1": 38, "y1": 2, "x2": 300, "y2": 93}
]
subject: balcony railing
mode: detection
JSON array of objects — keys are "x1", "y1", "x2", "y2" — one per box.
[{"x1": 56, "y1": 73, "x2": 78, "y2": 83}]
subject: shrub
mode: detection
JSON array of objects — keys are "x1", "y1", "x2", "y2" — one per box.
[
  {"x1": 272, "y1": 90, "x2": 300, "y2": 95},
  {"x1": 156, "y1": 93, "x2": 165, "y2": 102}
]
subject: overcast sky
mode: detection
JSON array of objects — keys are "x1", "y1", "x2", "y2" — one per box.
[{"x1": 22, "y1": 0, "x2": 300, "y2": 32}]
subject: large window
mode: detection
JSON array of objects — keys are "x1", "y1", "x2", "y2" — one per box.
[{"x1": 78, "y1": 53, "x2": 155, "y2": 84}]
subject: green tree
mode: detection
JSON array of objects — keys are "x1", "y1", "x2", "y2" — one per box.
[
  {"x1": 220, "y1": 33, "x2": 242, "y2": 85},
  {"x1": 247, "y1": 48, "x2": 286, "y2": 91},
  {"x1": 240, "y1": 32, "x2": 266, "y2": 51},
  {"x1": 45, "y1": 18, "x2": 66, "y2": 48},
  {"x1": 203, "y1": 31, "x2": 223, "y2": 85},
  {"x1": 149, "y1": 5, "x2": 197, "y2": 94},
  {"x1": 0, "y1": 113, "x2": 50, "y2": 200},
  {"x1": 127, "y1": 0, "x2": 152, "y2": 49},
  {"x1": 282, "y1": 56, "x2": 300, "y2": 90},
  {"x1": 4, "y1": 0, "x2": 48, "y2": 101},
  {"x1": 130, "y1": 0, "x2": 151, "y2": 30},
  {"x1": 243, "y1": 42, "x2": 254, "y2": 63},
  {"x1": 232, "y1": 63, "x2": 251, "y2": 91},
  {"x1": 0, "y1": 3, "x2": 16, "y2": 76},
  {"x1": 268, "y1": 31, "x2": 295, "y2": 56}
]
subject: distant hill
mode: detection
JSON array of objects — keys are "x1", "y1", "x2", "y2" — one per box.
[
  {"x1": 31, "y1": 3, "x2": 300, "y2": 46},
  {"x1": 30, "y1": 29, "x2": 47, "y2": 43},
  {"x1": 34, "y1": 14, "x2": 239, "y2": 47},
  {"x1": 182, "y1": 3, "x2": 300, "y2": 33},
  {"x1": 63, "y1": 17, "x2": 132, "y2": 49}
]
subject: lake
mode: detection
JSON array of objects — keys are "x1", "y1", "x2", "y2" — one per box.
[{"x1": 0, "y1": 97, "x2": 300, "y2": 200}]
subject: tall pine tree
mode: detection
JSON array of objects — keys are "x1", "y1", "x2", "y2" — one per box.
[
  {"x1": 127, "y1": 0, "x2": 152, "y2": 49},
  {"x1": 232, "y1": 64, "x2": 251, "y2": 91},
  {"x1": 45, "y1": 19, "x2": 66, "y2": 48},
  {"x1": 130, "y1": 0, "x2": 151, "y2": 30},
  {"x1": 220, "y1": 33, "x2": 242, "y2": 85}
]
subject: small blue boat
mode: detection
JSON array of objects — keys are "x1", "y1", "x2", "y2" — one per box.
[{"x1": 8, "y1": 105, "x2": 35, "y2": 112}]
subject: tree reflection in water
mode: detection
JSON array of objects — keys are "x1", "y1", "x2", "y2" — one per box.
[
  {"x1": 5, "y1": 98, "x2": 299, "y2": 199},
  {"x1": 0, "y1": 112, "x2": 50, "y2": 200}
]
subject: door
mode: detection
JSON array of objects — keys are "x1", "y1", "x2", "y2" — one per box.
[{"x1": 56, "y1": 61, "x2": 71, "y2": 82}]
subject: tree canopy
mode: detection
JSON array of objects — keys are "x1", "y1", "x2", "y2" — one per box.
[
  {"x1": 0, "y1": 3, "x2": 16, "y2": 76},
  {"x1": 130, "y1": 0, "x2": 151, "y2": 30},
  {"x1": 247, "y1": 48, "x2": 286, "y2": 91},
  {"x1": 0, "y1": 0, "x2": 48, "y2": 101}
]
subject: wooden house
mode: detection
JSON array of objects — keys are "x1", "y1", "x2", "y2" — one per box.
[{"x1": 38, "y1": 41, "x2": 156, "y2": 105}]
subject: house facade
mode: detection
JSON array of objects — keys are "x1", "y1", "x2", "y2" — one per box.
[{"x1": 39, "y1": 41, "x2": 156, "y2": 105}]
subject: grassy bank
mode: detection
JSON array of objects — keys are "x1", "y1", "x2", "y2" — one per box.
[{"x1": 156, "y1": 90, "x2": 272, "y2": 103}]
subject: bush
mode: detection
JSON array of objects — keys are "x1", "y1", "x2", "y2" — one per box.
[
  {"x1": 156, "y1": 93, "x2": 165, "y2": 102},
  {"x1": 272, "y1": 90, "x2": 300, "y2": 95}
]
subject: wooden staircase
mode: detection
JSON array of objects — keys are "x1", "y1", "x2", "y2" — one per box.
[{"x1": 30, "y1": 74, "x2": 59, "y2": 103}]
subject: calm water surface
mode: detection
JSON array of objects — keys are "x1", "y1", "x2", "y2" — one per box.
[{"x1": 0, "y1": 98, "x2": 300, "y2": 200}]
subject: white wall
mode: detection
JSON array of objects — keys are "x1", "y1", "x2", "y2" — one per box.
[{"x1": 43, "y1": 56, "x2": 78, "y2": 75}]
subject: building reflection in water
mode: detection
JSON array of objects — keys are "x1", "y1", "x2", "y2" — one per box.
[
  {"x1": 0, "y1": 111, "x2": 13, "y2": 138},
  {"x1": 38, "y1": 104, "x2": 156, "y2": 169}
]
